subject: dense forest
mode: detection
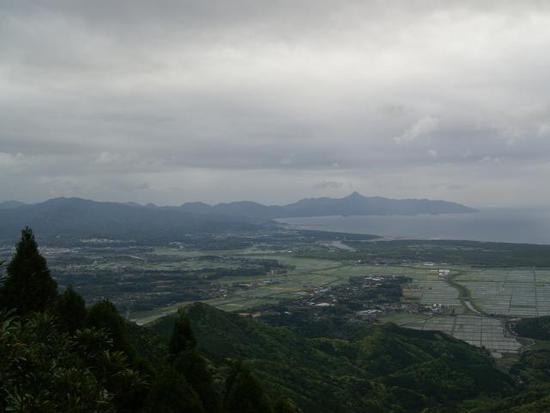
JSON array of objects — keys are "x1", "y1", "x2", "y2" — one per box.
[{"x1": 3, "y1": 228, "x2": 550, "y2": 412}]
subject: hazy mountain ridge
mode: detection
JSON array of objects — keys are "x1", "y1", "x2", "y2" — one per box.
[
  {"x1": 0, "y1": 200, "x2": 26, "y2": 209},
  {"x1": 180, "y1": 192, "x2": 477, "y2": 218},
  {"x1": 0, "y1": 197, "x2": 257, "y2": 243},
  {"x1": 0, "y1": 194, "x2": 475, "y2": 243}
]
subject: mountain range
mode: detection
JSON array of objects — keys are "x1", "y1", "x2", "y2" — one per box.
[
  {"x1": 178, "y1": 191, "x2": 476, "y2": 218},
  {"x1": 0, "y1": 197, "x2": 255, "y2": 243},
  {"x1": 0, "y1": 193, "x2": 475, "y2": 243}
]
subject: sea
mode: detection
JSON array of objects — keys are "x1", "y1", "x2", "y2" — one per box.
[{"x1": 276, "y1": 208, "x2": 550, "y2": 245}]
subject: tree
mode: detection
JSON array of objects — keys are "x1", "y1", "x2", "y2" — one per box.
[
  {"x1": 174, "y1": 350, "x2": 221, "y2": 413},
  {"x1": 169, "y1": 308, "x2": 220, "y2": 411},
  {"x1": 0, "y1": 227, "x2": 57, "y2": 315},
  {"x1": 77, "y1": 317, "x2": 149, "y2": 412},
  {"x1": 145, "y1": 367, "x2": 205, "y2": 413},
  {"x1": 55, "y1": 285, "x2": 87, "y2": 333},
  {"x1": 87, "y1": 300, "x2": 133, "y2": 357},
  {"x1": 223, "y1": 361, "x2": 273, "y2": 413},
  {"x1": 168, "y1": 308, "x2": 196, "y2": 357},
  {"x1": 0, "y1": 312, "x2": 112, "y2": 412}
]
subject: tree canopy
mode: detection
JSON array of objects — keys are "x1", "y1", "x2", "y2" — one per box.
[{"x1": 0, "y1": 226, "x2": 57, "y2": 315}]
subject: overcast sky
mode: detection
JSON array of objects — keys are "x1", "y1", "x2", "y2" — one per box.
[{"x1": 1, "y1": 1, "x2": 550, "y2": 207}]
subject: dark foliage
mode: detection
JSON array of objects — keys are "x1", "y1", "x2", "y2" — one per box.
[
  {"x1": 174, "y1": 350, "x2": 221, "y2": 413},
  {"x1": 55, "y1": 285, "x2": 87, "y2": 333},
  {"x1": 169, "y1": 309, "x2": 197, "y2": 356},
  {"x1": 87, "y1": 299, "x2": 135, "y2": 357},
  {"x1": 514, "y1": 316, "x2": 550, "y2": 340},
  {"x1": 145, "y1": 367, "x2": 206, "y2": 413},
  {"x1": 0, "y1": 226, "x2": 58, "y2": 315},
  {"x1": 224, "y1": 362, "x2": 274, "y2": 413},
  {"x1": 274, "y1": 398, "x2": 303, "y2": 413}
]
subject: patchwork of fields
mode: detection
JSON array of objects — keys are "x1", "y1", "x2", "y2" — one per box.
[
  {"x1": 403, "y1": 315, "x2": 522, "y2": 355},
  {"x1": 14, "y1": 240, "x2": 547, "y2": 357},
  {"x1": 124, "y1": 252, "x2": 541, "y2": 357},
  {"x1": 403, "y1": 272, "x2": 463, "y2": 312},
  {"x1": 456, "y1": 268, "x2": 550, "y2": 317},
  {"x1": 382, "y1": 266, "x2": 547, "y2": 357},
  {"x1": 125, "y1": 250, "x2": 545, "y2": 357},
  {"x1": 130, "y1": 255, "x2": 411, "y2": 322}
]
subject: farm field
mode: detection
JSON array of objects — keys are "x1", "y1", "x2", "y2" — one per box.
[
  {"x1": 7, "y1": 238, "x2": 546, "y2": 357},
  {"x1": 402, "y1": 269, "x2": 463, "y2": 313},
  {"x1": 134, "y1": 253, "x2": 532, "y2": 357},
  {"x1": 402, "y1": 315, "x2": 521, "y2": 357},
  {"x1": 378, "y1": 265, "x2": 544, "y2": 356},
  {"x1": 455, "y1": 268, "x2": 550, "y2": 317},
  {"x1": 130, "y1": 255, "x2": 425, "y2": 323}
]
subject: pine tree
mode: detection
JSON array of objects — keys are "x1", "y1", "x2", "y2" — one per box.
[
  {"x1": 0, "y1": 227, "x2": 57, "y2": 315},
  {"x1": 55, "y1": 285, "x2": 87, "y2": 333},
  {"x1": 169, "y1": 308, "x2": 221, "y2": 412},
  {"x1": 168, "y1": 308, "x2": 197, "y2": 357},
  {"x1": 145, "y1": 367, "x2": 206, "y2": 413},
  {"x1": 174, "y1": 350, "x2": 221, "y2": 413},
  {"x1": 223, "y1": 361, "x2": 273, "y2": 413},
  {"x1": 86, "y1": 299, "x2": 133, "y2": 357}
]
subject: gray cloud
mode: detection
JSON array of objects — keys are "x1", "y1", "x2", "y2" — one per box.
[
  {"x1": 313, "y1": 181, "x2": 345, "y2": 190},
  {"x1": 1, "y1": 1, "x2": 550, "y2": 206}
]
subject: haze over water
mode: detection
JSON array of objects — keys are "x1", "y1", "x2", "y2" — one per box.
[{"x1": 278, "y1": 209, "x2": 550, "y2": 245}]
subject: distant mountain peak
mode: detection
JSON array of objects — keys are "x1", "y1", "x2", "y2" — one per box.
[{"x1": 345, "y1": 191, "x2": 364, "y2": 200}]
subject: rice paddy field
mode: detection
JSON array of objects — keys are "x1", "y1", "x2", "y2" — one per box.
[
  {"x1": 402, "y1": 268, "x2": 463, "y2": 313},
  {"x1": 129, "y1": 249, "x2": 545, "y2": 357},
  {"x1": 379, "y1": 265, "x2": 550, "y2": 357},
  {"x1": 455, "y1": 268, "x2": 550, "y2": 317},
  {"x1": 131, "y1": 255, "x2": 428, "y2": 321},
  {"x1": 35, "y1": 242, "x2": 548, "y2": 357},
  {"x1": 197, "y1": 257, "x2": 538, "y2": 357},
  {"x1": 402, "y1": 315, "x2": 522, "y2": 356}
]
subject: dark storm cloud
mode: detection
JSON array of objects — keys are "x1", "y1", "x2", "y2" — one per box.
[{"x1": 1, "y1": 1, "x2": 550, "y2": 205}]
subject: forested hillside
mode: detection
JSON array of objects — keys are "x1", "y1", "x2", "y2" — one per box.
[{"x1": 151, "y1": 303, "x2": 516, "y2": 413}]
